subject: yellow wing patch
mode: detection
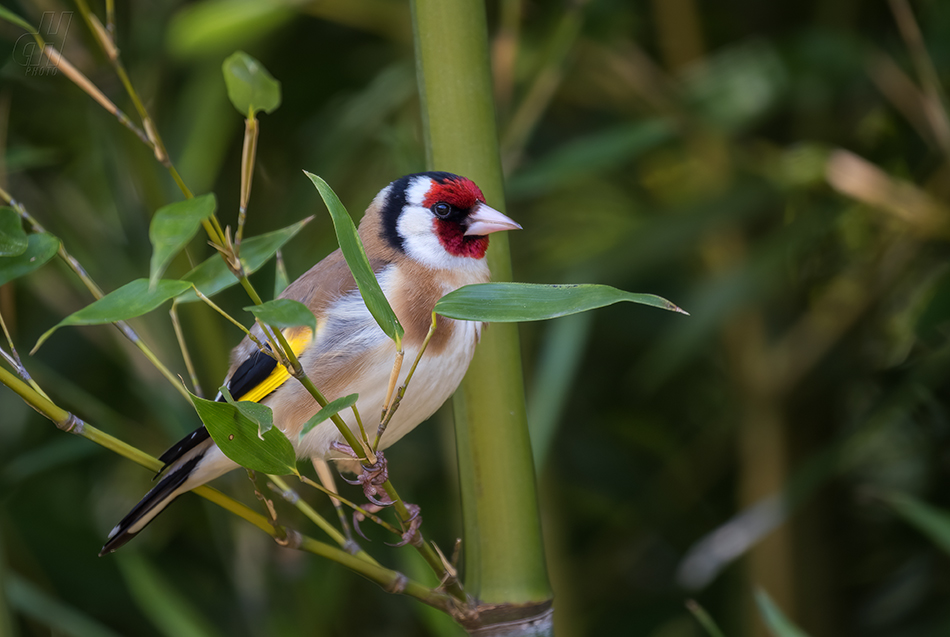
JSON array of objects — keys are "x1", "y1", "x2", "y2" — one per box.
[{"x1": 237, "y1": 327, "x2": 314, "y2": 404}]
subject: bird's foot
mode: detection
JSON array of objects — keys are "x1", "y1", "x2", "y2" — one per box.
[
  {"x1": 387, "y1": 502, "x2": 422, "y2": 548},
  {"x1": 352, "y1": 501, "x2": 422, "y2": 547},
  {"x1": 331, "y1": 442, "x2": 423, "y2": 547},
  {"x1": 330, "y1": 442, "x2": 392, "y2": 506}
]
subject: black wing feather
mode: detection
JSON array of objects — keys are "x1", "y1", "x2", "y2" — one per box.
[{"x1": 156, "y1": 346, "x2": 280, "y2": 473}]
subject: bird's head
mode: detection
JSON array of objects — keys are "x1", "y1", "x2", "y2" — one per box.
[{"x1": 376, "y1": 172, "x2": 521, "y2": 270}]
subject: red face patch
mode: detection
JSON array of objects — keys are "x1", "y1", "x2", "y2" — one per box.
[
  {"x1": 433, "y1": 219, "x2": 489, "y2": 259},
  {"x1": 422, "y1": 177, "x2": 485, "y2": 210}
]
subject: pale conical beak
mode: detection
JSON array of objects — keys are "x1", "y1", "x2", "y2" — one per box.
[{"x1": 464, "y1": 203, "x2": 523, "y2": 236}]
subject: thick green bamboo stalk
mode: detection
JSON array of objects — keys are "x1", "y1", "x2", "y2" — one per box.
[{"x1": 411, "y1": 0, "x2": 554, "y2": 626}]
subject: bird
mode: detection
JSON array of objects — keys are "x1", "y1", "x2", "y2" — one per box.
[{"x1": 100, "y1": 171, "x2": 521, "y2": 555}]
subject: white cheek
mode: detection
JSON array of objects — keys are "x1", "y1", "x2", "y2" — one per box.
[{"x1": 396, "y1": 206, "x2": 487, "y2": 272}]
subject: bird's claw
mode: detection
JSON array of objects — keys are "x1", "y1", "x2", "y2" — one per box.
[
  {"x1": 386, "y1": 503, "x2": 422, "y2": 547},
  {"x1": 330, "y1": 443, "x2": 393, "y2": 506},
  {"x1": 352, "y1": 503, "x2": 386, "y2": 541}
]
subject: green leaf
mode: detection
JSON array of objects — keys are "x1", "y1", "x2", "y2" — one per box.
[
  {"x1": 507, "y1": 120, "x2": 674, "y2": 199},
  {"x1": 882, "y1": 490, "x2": 950, "y2": 557},
  {"x1": 5, "y1": 571, "x2": 123, "y2": 637},
  {"x1": 754, "y1": 589, "x2": 810, "y2": 637},
  {"x1": 176, "y1": 217, "x2": 310, "y2": 303},
  {"x1": 222, "y1": 51, "x2": 281, "y2": 116},
  {"x1": 190, "y1": 391, "x2": 296, "y2": 475},
  {"x1": 219, "y1": 385, "x2": 274, "y2": 435},
  {"x1": 166, "y1": 0, "x2": 294, "y2": 60},
  {"x1": 686, "y1": 599, "x2": 728, "y2": 637},
  {"x1": 0, "y1": 207, "x2": 28, "y2": 256},
  {"x1": 116, "y1": 553, "x2": 222, "y2": 637},
  {"x1": 0, "y1": 232, "x2": 59, "y2": 287},
  {"x1": 304, "y1": 171, "x2": 404, "y2": 344},
  {"x1": 149, "y1": 194, "x2": 216, "y2": 287},
  {"x1": 34, "y1": 279, "x2": 191, "y2": 353},
  {"x1": 434, "y1": 283, "x2": 689, "y2": 322},
  {"x1": 244, "y1": 299, "x2": 316, "y2": 336},
  {"x1": 274, "y1": 250, "x2": 289, "y2": 296},
  {"x1": 300, "y1": 393, "x2": 358, "y2": 438},
  {"x1": 0, "y1": 5, "x2": 35, "y2": 33}
]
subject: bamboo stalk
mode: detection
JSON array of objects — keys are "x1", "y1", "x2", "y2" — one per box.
[{"x1": 411, "y1": 0, "x2": 553, "y2": 627}]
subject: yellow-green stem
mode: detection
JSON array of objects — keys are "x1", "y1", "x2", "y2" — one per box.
[
  {"x1": 374, "y1": 313, "x2": 437, "y2": 449},
  {"x1": 237, "y1": 117, "x2": 259, "y2": 250},
  {"x1": 269, "y1": 475, "x2": 367, "y2": 553},
  {"x1": 169, "y1": 304, "x2": 203, "y2": 396},
  {"x1": 298, "y1": 475, "x2": 401, "y2": 535}
]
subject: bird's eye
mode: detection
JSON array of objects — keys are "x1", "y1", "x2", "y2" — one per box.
[{"x1": 432, "y1": 202, "x2": 452, "y2": 218}]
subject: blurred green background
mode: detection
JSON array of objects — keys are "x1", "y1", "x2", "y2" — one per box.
[{"x1": 3, "y1": 0, "x2": 950, "y2": 635}]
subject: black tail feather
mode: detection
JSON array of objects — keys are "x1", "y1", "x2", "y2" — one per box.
[
  {"x1": 100, "y1": 453, "x2": 203, "y2": 556},
  {"x1": 156, "y1": 426, "x2": 210, "y2": 475}
]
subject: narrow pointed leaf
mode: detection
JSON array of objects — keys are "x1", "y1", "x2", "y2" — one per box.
[
  {"x1": 883, "y1": 490, "x2": 950, "y2": 556},
  {"x1": 0, "y1": 232, "x2": 59, "y2": 287},
  {"x1": 300, "y1": 393, "x2": 358, "y2": 438},
  {"x1": 0, "y1": 6, "x2": 35, "y2": 33},
  {"x1": 222, "y1": 51, "x2": 281, "y2": 115},
  {"x1": 686, "y1": 600, "x2": 728, "y2": 637},
  {"x1": 190, "y1": 391, "x2": 295, "y2": 474},
  {"x1": 304, "y1": 171, "x2": 403, "y2": 343},
  {"x1": 167, "y1": 1, "x2": 294, "y2": 60},
  {"x1": 244, "y1": 299, "x2": 316, "y2": 336},
  {"x1": 34, "y1": 279, "x2": 191, "y2": 352},
  {"x1": 175, "y1": 217, "x2": 310, "y2": 303},
  {"x1": 116, "y1": 553, "x2": 222, "y2": 637},
  {"x1": 149, "y1": 193, "x2": 216, "y2": 287},
  {"x1": 0, "y1": 207, "x2": 28, "y2": 256},
  {"x1": 274, "y1": 250, "x2": 289, "y2": 296},
  {"x1": 219, "y1": 385, "x2": 274, "y2": 436},
  {"x1": 435, "y1": 283, "x2": 689, "y2": 322},
  {"x1": 6, "y1": 572, "x2": 122, "y2": 637},
  {"x1": 754, "y1": 590, "x2": 811, "y2": 637}
]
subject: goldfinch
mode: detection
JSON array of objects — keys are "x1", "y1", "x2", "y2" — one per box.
[{"x1": 100, "y1": 172, "x2": 521, "y2": 555}]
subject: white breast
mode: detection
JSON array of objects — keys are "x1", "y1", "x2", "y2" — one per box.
[{"x1": 284, "y1": 264, "x2": 485, "y2": 460}]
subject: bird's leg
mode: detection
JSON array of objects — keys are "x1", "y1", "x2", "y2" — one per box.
[{"x1": 312, "y1": 458, "x2": 355, "y2": 544}]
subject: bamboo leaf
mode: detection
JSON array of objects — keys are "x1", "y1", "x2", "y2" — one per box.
[
  {"x1": 219, "y1": 384, "x2": 274, "y2": 435},
  {"x1": 0, "y1": 207, "x2": 28, "y2": 256},
  {"x1": 116, "y1": 553, "x2": 222, "y2": 637},
  {"x1": 244, "y1": 299, "x2": 316, "y2": 336},
  {"x1": 0, "y1": 5, "x2": 35, "y2": 33},
  {"x1": 435, "y1": 283, "x2": 689, "y2": 322},
  {"x1": 882, "y1": 490, "x2": 950, "y2": 556},
  {"x1": 33, "y1": 279, "x2": 191, "y2": 353},
  {"x1": 176, "y1": 217, "x2": 310, "y2": 303},
  {"x1": 222, "y1": 51, "x2": 281, "y2": 115},
  {"x1": 149, "y1": 194, "x2": 216, "y2": 287},
  {"x1": 754, "y1": 589, "x2": 811, "y2": 637},
  {"x1": 686, "y1": 599, "x2": 728, "y2": 637},
  {"x1": 303, "y1": 171, "x2": 404, "y2": 344},
  {"x1": 167, "y1": 0, "x2": 294, "y2": 60},
  {"x1": 300, "y1": 393, "x2": 358, "y2": 438},
  {"x1": 190, "y1": 391, "x2": 296, "y2": 475},
  {"x1": 274, "y1": 250, "x2": 289, "y2": 296},
  {"x1": 5, "y1": 571, "x2": 123, "y2": 637},
  {"x1": 0, "y1": 232, "x2": 59, "y2": 287}
]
